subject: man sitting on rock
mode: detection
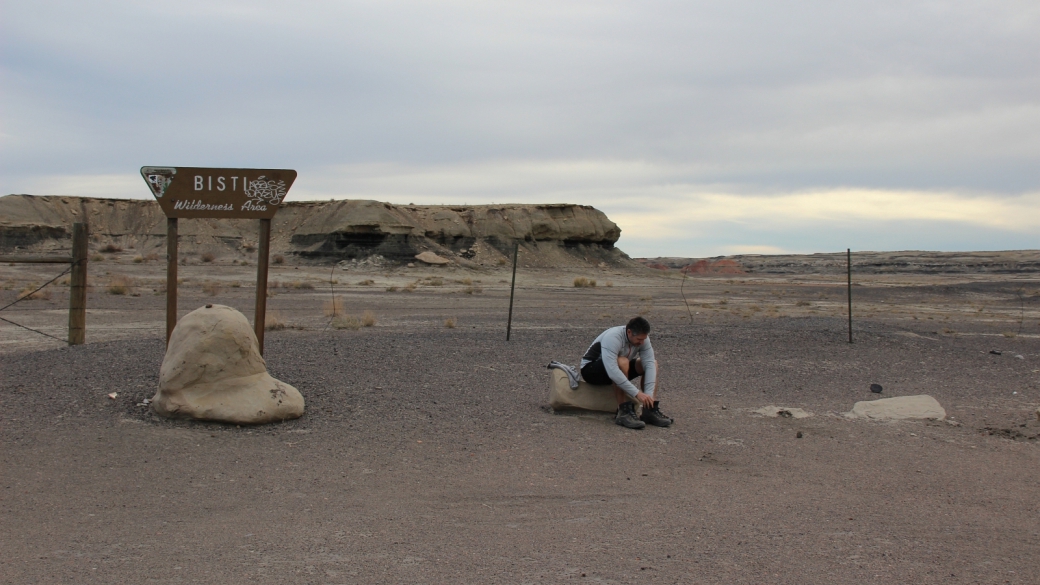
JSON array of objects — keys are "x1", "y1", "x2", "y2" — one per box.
[{"x1": 580, "y1": 316, "x2": 672, "y2": 429}]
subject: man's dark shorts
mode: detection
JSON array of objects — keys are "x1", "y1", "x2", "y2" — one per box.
[{"x1": 581, "y1": 358, "x2": 641, "y2": 387}]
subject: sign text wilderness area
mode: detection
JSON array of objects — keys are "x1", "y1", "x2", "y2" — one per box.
[{"x1": 141, "y1": 167, "x2": 298, "y2": 219}]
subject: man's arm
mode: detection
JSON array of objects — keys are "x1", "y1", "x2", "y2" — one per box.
[{"x1": 639, "y1": 340, "x2": 657, "y2": 398}]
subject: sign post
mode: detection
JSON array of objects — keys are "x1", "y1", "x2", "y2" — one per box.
[{"x1": 141, "y1": 167, "x2": 297, "y2": 354}]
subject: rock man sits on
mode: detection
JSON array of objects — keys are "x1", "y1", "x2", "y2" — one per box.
[{"x1": 580, "y1": 316, "x2": 673, "y2": 429}]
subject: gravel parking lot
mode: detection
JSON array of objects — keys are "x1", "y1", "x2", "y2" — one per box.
[{"x1": 2, "y1": 264, "x2": 1039, "y2": 584}]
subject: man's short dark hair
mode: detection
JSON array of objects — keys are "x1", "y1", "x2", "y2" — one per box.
[{"x1": 626, "y1": 316, "x2": 650, "y2": 335}]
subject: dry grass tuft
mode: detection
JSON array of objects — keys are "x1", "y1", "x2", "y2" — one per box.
[
  {"x1": 17, "y1": 283, "x2": 51, "y2": 301},
  {"x1": 403, "y1": 282, "x2": 417, "y2": 292},
  {"x1": 107, "y1": 275, "x2": 133, "y2": 295},
  {"x1": 265, "y1": 311, "x2": 288, "y2": 331},
  {"x1": 132, "y1": 255, "x2": 144, "y2": 263},
  {"x1": 91, "y1": 254, "x2": 105, "y2": 262},
  {"x1": 273, "y1": 254, "x2": 285, "y2": 264},
  {"x1": 361, "y1": 310, "x2": 377, "y2": 327},
  {"x1": 145, "y1": 252, "x2": 159, "y2": 262},
  {"x1": 1002, "y1": 330, "x2": 1018, "y2": 338},
  {"x1": 332, "y1": 314, "x2": 361, "y2": 330},
  {"x1": 202, "y1": 281, "x2": 222, "y2": 296},
  {"x1": 462, "y1": 285, "x2": 483, "y2": 295},
  {"x1": 292, "y1": 281, "x2": 315, "y2": 290},
  {"x1": 426, "y1": 277, "x2": 444, "y2": 286},
  {"x1": 573, "y1": 277, "x2": 596, "y2": 288},
  {"x1": 358, "y1": 279, "x2": 375, "y2": 286},
  {"x1": 444, "y1": 317, "x2": 456, "y2": 328},
  {"x1": 324, "y1": 296, "x2": 345, "y2": 317},
  {"x1": 386, "y1": 285, "x2": 399, "y2": 292}
]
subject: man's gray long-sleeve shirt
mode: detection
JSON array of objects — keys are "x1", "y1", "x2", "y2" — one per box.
[{"x1": 580, "y1": 325, "x2": 657, "y2": 398}]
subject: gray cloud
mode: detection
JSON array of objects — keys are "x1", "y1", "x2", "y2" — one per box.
[{"x1": 2, "y1": 1, "x2": 1038, "y2": 254}]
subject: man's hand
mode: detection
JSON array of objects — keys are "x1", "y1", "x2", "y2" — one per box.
[{"x1": 634, "y1": 391, "x2": 654, "y2": 409}]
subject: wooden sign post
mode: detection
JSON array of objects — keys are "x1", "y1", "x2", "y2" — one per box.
[{"x1": 141, "y1": 167, "x2": 297, "y2": 355}]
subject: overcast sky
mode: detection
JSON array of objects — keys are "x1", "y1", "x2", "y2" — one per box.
[{"x1": 3, "y1": 1, "x2": 1038, "y2": 257}]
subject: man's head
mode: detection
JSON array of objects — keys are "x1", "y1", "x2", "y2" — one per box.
[{"x1": 626, "y1": 316, "x2": 651, "y2": 345}]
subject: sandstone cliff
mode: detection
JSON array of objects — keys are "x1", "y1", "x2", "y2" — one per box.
[{"x1": 0, "y1": 195, "x2": 631, "y2": 268}]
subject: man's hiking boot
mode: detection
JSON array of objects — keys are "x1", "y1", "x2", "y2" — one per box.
[
  {"x1": 640, "y1": 401, "x2": 673, "y2": 427},
  {"x1": 615, "y1": 402, "x2": 646, "y2": 429}
]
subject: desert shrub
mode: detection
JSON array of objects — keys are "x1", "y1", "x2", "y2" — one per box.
[
  {"x1": 444, "y1": 317, "x2": 456, "y2": 328},
  {"x1": 457, "y1": 278, "x2": 473, "y2": 285},
  {"x1": 426, "y1": 277, "x2": 443, "y2": 286},
  {"x1": 332, "y1": 314, "x2": 361, "y2": 330},
  {"x1": 107, "y1": 275, "x2": 133, "y2": 295},
  {"x1": 100, "y1": 243, "x2": 122, "y2": 253},
  {"x1": 265, "y1": 311, "x2": 288, "y2": 331},
  {"x1": 292, "y1": 281, "x2": 314, "y2": 290},
  {"x1": 605, "y1": 281, "x2": 614, "y2": 287},
  {"x1": 202, "y1": 281, "x2": 222, "y2": 296},
  {"x1": 573, "y1": 277, "x2": 596, "y2": 288},
  {"x1": 145, "y1": 252, "x2": 159, "y2": 262},
  {"x1": 230, "y1": 282, "x2": 241, "y2": 288},
  {"x1": 201, "y1": 252, "x2": 215, "y2": 263},
  {"x1": 91, "y1": 254, "x2": 105, "y2": 262},
  {"x1": 243, "y1": 242, "x2": 256, "y2": 252},
  {"x1": 132, "y1": 255, "x2": 144, "y2": 264},
  {"x1": 358, "y1": 279, "x2": 375, "y2": 286},
  {"x1": 403, "y1": 282, "x2": 417, "y2": 292},
  {"x1": 1002, "y1": 331, "x2": 1018, "y2": 338},
  {"x1": 795, "y1": 300, "x2": 811, "y2": 307},
  {"x1": 323, "y1": 296, "x2": 345, "y2": 317},
  {"x1": 361, "y1": 311, "x2": 377, "y2": 327},
  {"x1": 462, "y1": 285, "x2": 483, "y2": 295},
  {"x1": 273, "y1": 254, "x2": 285, "y2": 264},
  {"x1": 497, "y1": 258, "x2": 507, "y2": 266},
  {"x1": 386, "y1": 285, "x2": 399, "y2": 292}
]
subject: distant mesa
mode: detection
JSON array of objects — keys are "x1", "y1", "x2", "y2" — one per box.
[{"x1": 639, "y1": 251, "x2": 1040, "y2": 275}]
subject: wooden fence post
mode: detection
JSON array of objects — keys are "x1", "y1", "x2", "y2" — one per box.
[
  {"x1": 254, "y1": 218, "x2": 272, "y2": 355},
  {"x1": 68, "y1": 223, "x2": 88, "y2": 345},
  {"x1": 166, "y1": 218, "x2": 178, "y2": 345}
]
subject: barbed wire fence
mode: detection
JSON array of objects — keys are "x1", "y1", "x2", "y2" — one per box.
[{"x1": 3, "y1": 234, "x2": 1039, "y2": 348}]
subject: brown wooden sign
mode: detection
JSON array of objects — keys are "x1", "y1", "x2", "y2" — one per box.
[{"x1": 141, "y1": 166, "x2": 297, "y2": 219}]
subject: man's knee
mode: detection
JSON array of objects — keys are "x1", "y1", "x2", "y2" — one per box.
[{"x1": 617, "y1": 356, "x2": 630, "y2": 375}]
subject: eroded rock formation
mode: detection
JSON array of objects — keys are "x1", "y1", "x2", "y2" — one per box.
[{"x1": 0, "y1": 195, "x2": 631, "y2": 268}]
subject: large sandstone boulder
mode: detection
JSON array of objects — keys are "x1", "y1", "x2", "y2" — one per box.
[
  {"x1": 153, "y1": 305, "x2": 304, "y2": 424},
  {"x1": 846, "y1": 395, "x2": 945, "y2": 421},
  {"x1": 548, "y1": 369, "x2": 641, "y2": 415}
]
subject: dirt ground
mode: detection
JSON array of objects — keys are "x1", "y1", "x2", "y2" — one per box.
[{"x1": 2, "y1": 256, "x2": 1040, "y2": 584}]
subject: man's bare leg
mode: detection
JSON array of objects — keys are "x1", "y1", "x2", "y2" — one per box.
[{"x1": 613, "y1": 357, "x2": 631, "y2": 405}]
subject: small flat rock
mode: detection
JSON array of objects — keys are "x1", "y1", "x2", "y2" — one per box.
[
  {"x1": 415, "y1": 251, "x2": 450, "y2": 265},
  {"x1": 753, "y1": 406, "x2": 811, "y2": 419},
  {"x1": 846, "y1": 395, "x2": 945, "y2": 421}
]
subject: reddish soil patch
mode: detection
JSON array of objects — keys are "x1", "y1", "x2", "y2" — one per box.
[{"x1": 682, "y1": 259, "x2": 746, "y2": 274}]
